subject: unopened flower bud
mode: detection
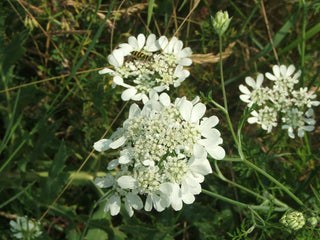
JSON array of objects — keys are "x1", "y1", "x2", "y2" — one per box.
[
  {"x1": 308, "y1": 216, "x2": 318, "y2": 227},
  {"x1": 211, "y1": 10, "x2": 232, "y2": 36},
  {"x1": 280, "y1": 211, "x2": 305, "y2": 230}
]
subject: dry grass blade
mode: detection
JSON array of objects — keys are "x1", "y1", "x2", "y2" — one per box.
[{"x1": 191, "y1": 42, "x2": 235, "y2": 64}]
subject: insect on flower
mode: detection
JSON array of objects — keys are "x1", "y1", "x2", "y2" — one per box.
[{"x1": 131, "y1": 50, "x2": 153, "y2": 61}]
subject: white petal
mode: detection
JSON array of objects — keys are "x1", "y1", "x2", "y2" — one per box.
[
  {"x1": 151, "y1": 193, "x2": 169, "y2": 212},
  {"x1": 109, "y1": 136, "x2": 127, "y2": 149},
  {"x1": 256, "y1": 74, "x2": 264, "y2": 87},
  {"x1": 128, "y1": 103, "x2": 141, "y2": 119},
  {"x1": 302, "y1": 125, "x2": 314, "y2": 132},
  {"x1": 128, "y1": 36, "x2": 140, "y2": 50},
  {"x1": 183, "y1": 176, "x2": 202, "y2": 194},
  {"x1": 158, "y1": 36, "x2": 168, "y2": 49},
  {"x1": 239, "y1": 94, "x2": 251, "y2": 103},
  {"x1": 117, "y1": 176, "x2": 137, "y2": 189},
  {"x1": 193, "y1": 144, "x2": 207, "y2": 159},
  {"x1": 159, "y1": 93, "x2": 171, "y2": 106},
  {"x1": 137, "y1": 33, "x2": 146, "y2": 50},
  {"x1": 144, "y1": 34, "x2": 160, "y2": 52},
  {"x1": 239, "y1": 85, "x2": 251, "y2": 94},
  {"x1": 144, "y1": 194, "x2": 153, "y2": 211},
  {"x1": 265, "y1": 72, "x2": 277, "y2": 81},
  {"x1": 200, "y1": 116, "x2": 219, "y2": 131},
  {"x1": 287, "y1": 64, "x2": 295, "y2": 76},
  {"x1": 189, "y1": 156, "x2": 212, "y2": 175},
  {"x1": 93, "y1": 139, "x2": 112, "y2": 152},
  {"x1": 107, "y1": 159, "x2": 119, "y2": 170},
  {"x1": 280, "y1": 65, "x2": 287, "y2": 77},
  {"x1": 190, "y1": 103, "x2": 206, "y2": 123},
  {"x1": 125, "y1": 193, "x2": 143, "y2": 217},
  {"x1": 181, "y1": 187, "x2": 195, "y2": 204},
  {"x1": 173, "y1": 40, "x2": 183, "y2": 53},
  {"x1": 192, "y1": 96, "x2": 200, "y2": 105},
  {"x1": 118, "y1": 43, "x2": 133, "y2": 54},
  {"x1": 161, "y1": 182, "x2": 183, "y2": 211},
  {"x1": 94, "y1": 175, "x2": 114, "y2": 188},
  {"x1": 108, "y1": 49, "x2": 124, "y2": 67},
  {"x1": 119, "y1": 154, "x2": 131, "y2": 164},
  {"x1": 201, "y1": 128, "x2": 221, "y2": 139},
  {"x1": 178, "y1": 58, "x2": 192, "y2": 66},
  {"x1": 113, "y1": 76, "x2": 124, "y2": 85},
  {"x1": 98, "y1": 68, "x2": 114, "y2": 75},
  {"x1": 180, "y1": 47, "x2": 193, "y2": 58},
  {"x1": 293, "y1": 70, "x2": 301, "y2": 79},
  {"x1": 105, "y1": 195, "x2": 121, "y2": 216},
  {"x1": 179, "y1": 99, "x2": 192, "y2": 121},
  {"x1": 205, "y1": 145, "x2": 225, "y2": 160},
  {"x1": 245, "y1": 76, "x2": 256, "y2": 88},
  {"x1": 272, "y1": 65, "x2": 280, "y2": 78},
  {"x1": 122, "y1": 88, "x2": 138, "y2": 101}
]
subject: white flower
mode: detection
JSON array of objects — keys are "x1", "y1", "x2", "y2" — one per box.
[
  {"x1": 240, "y1": 64, "x2": 319, "y2": 138},
  {"x1": 292, "y1": 87, "x2": 320, "y2": 108},
  {"x1": 99, "y1": 33, "x2": 192, "y2": 102},
  {"x1": 247, "y1": 107, "x2": 278, "y2": 133},
  {"x1": 159, "y1": 36, "x2": 193, "y2": 66},
  {"x1": 94, "y1": 93, "x2": 224, "y2": 216},
  {"x1": 265, "y1": 64, "x2": 300, "y2": 91},
  {"x1": 10, "y1": 216, "x2": 42, "y2": 239},
  {"x1": 239, "y1": 74, "x2": 270, "y2": 107},
  {"x1": 281, "y1": 108, "x2": 315, "y2": 138}
]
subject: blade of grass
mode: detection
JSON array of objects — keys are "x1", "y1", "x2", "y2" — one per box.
[{"x1": 147, "y1": 0, "x2": 155, "y2": 27}]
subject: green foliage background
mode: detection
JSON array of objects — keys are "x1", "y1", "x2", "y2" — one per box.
[{"x1": 0, "y1": 0, "x2": 320, "y2": 239}]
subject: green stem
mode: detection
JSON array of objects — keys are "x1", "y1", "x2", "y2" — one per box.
[
  {"x1": 218, "y1": 35, "x2": 238, "y2": 145},
  {"x1": 202, "y1": 189, "x2": 287, "y2": 212},
  {"x1": 242, "y1": 158, "x2": 305, "y2": 208},
  {"x1": 213, "y1": 160, "x2": 266, "y2": 201},
  {"x1": 301, "y1": 0, "x2": 307, "y2": 86}
]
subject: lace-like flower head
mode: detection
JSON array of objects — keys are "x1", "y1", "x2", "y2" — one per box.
[
  {"x1": 99, "y1": 33, "x2": 192, "y2": 102},
  {"x1": 10, "y1": 216, "x2": 42, "y2": 239},
  {"x1": 239, "y1": 64, "x2": 319, "y2": 138},
  {"x1": 94, "y1": 93, "x2": 225, "y2": 216}
]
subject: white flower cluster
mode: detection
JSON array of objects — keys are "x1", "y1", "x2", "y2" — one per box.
[
  {"x1": 239, "y1": 65, "x2": 319, "y2": 138},
  {"x1": 94, "y1": 93, "x2": 225, "y2": 216},
  {"x1": 99, "y1": 33, "x2": 192, "y2": 102},
  {"x1": 10, "y1": 216, "x2": 42, "y2": 239}
]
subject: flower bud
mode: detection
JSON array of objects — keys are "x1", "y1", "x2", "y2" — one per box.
[
  {"x1": 211, "y1": 10, "x2": 232, "y2": 36},
  {"x1": 308, "y1": 216, "x2": 318, "y2": 227},
  {"x1": 280, "y1": 211, "x2": 305, "y2": 230}
]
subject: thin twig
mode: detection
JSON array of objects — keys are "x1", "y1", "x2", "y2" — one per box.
[{"x1": 260, "y1": 0, "x2": 279, "y2": 64}]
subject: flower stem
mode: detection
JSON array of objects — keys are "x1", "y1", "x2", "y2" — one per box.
[
  {"x1": 218, "y1": 35, "x2": 238, "y2": 145},
  {"x1": 202, "y1": 189, "x2": 287, "y2": 212},
  {"x1": 241, "y1": 158, "x2": 305, "y2": 208}
]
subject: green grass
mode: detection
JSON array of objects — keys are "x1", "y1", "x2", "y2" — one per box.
[{"x1": 1, "y1": 0, "x2": 320, "y2": 239}]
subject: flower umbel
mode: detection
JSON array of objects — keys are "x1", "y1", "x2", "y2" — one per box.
[
  {"x1": 99, "y1": 33, "x2": 192, "y2": 102},
  {"x1": 239, "y1": 64, "x2": 319, "y2": 138},
  {"x1": 94, "y1": 93, "x2": 225, "y2": 216},
  {"x1": 10, "y1": 216, "x2": 42, "y2": 239}
]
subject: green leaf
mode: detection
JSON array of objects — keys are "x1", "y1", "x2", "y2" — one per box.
[{"x1": 147, "y1": 0, "x2": 155, "y2": 27}]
